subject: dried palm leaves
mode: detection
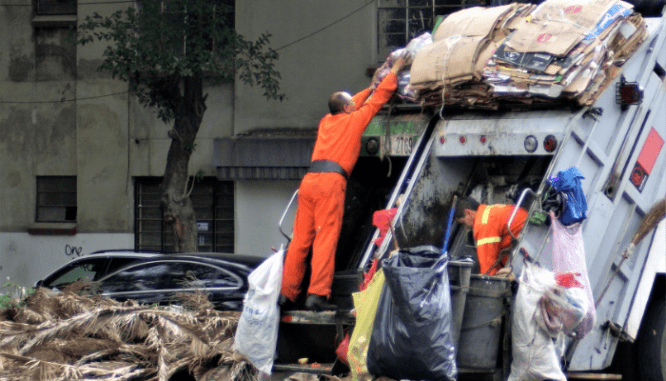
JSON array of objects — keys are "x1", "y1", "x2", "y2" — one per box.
[{"x1": 0, "y1": 284, "x2": 256, "y2": 381}]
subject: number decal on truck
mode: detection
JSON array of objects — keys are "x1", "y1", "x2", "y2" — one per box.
[{"x1": 390, "y1": 135, "x2": 414, "y2": 155}]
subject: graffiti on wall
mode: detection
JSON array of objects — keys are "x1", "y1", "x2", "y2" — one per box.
[{"x1": 64, "y1": 245, "x2": 83, "y2": 257}]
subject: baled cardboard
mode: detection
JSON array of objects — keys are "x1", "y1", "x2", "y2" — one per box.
[{"x1": 433, "y1": 4, "x2": 518, "y2": 41}]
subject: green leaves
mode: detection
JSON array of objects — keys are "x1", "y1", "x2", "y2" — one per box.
[
  {"x1": 76, "y1": 0, "x2": 285, "y2": 123},
  {"x1": 183, "y1": 143, "x2": 197, "y2": 153}
]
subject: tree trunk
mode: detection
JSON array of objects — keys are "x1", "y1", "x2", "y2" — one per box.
[{"x1": 160, "y1": 75, "x2": 207, "y2": 253}]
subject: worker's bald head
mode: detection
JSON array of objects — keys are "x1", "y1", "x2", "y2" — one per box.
[{"x1": 329, "y1": 91, "x2": 354, "y2": 115}]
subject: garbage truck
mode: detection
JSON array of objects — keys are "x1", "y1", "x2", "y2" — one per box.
[{"x1": 272, "y1": 3, "x2": 666, "y2": 381}]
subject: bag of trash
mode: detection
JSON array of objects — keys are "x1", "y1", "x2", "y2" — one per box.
[
  {"x1": 535, "y1": 282, "x2": 589, "y2": 337},
  {"x1": 366, "y1": 249, "x2": 457, "y2": 381},
  {"x1": 550, "y1": 213, "x2": 596, "y2": 338},
  {"x1": 233, "y1": 249, "x2": 284, "y2": 377},
  {"x1": 348, "y1": 267, "x2": 386, "y2": 381},
  {"x1": 508, "y1": 262, "x2": 567, "y2": 381},
  {"x1": 548, "y1": 166, "x2": 588, "y2": 226},
  {"x1": 371, "y1": 32, "x2": 432, "y2": 100}
]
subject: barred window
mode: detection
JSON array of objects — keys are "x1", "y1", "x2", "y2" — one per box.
[
  {"x1": 36, "y1": 0, "x2": 77, "y2": 15},
  {"x1": 36, "y1": 176, "x2": 77, "y2": 222},
  {"x1": 377, "y1": 0, "x2": 487, "y2": 60},
  {"x1": 135, "y1": 178, "x2": 235, "y2": 253},
  {"x1": 135, "y1": 0, "x2": 235, "y2": 57}
]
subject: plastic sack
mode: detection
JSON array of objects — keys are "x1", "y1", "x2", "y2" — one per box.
[
  {"x1": 508, "y1": 262, "x2": 567, "y2": 381},
  {"x1": 366, "y1": 250, "x2": 457, "y2": 381},
  {"x1": 550, "y1": 214, "x2": 596, "y2": 338},
  {"x1": 335, "y1": 329, "x2": 350, "y2": 366},
  {"x1": 233, "y1": 250, "x2": 284, "y2": 377},
  {"x1": 348, "y1": 268, "x2": 386, "y2": 381},
  {"x1": 372, "y1": 208, "x2": 397, "y2": 247},
  {"x1": 549, "y1": 166, "x2": 587, "y2": 226},
  {"x1": 535, "y1": 286, "x2": 589, "y2": 337},
  {"x1": 371, "y1": 32, "x2": 432, "y2": 100}
]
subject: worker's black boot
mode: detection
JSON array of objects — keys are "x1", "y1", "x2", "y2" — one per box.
[
  {"x1": 304, "y1": 294, "x2": 338, "y2": 311},
  {"x1": 278, "y1": 294, "x2": 298, "y2": 310}
]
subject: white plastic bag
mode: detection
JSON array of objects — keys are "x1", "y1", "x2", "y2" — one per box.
[
  {"x1": 508, "y1": 262, "x2": 567, "y2": 381},
  {"x1": 233, "y1": 249, "x2": 284, "y2": 377}
]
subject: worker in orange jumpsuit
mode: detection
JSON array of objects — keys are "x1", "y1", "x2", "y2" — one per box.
[
  {"x1": 455, "y1": 197, "x2": 528, "y2": 276},
  {"x1": 279, "y1": 56, "x2": 410, "y2": 311}
]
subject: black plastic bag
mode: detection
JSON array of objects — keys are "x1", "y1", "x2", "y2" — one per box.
[{"x1": 366, "y1": 247, "x2": 457, "y2": 381}]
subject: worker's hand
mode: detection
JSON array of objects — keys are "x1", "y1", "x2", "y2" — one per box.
[
  {"x1": 495, "y1": 267, "x2": 515, "y2": 282},
  {"x1": 390, "y1": 53, "x2": 410, "y2": 75}
]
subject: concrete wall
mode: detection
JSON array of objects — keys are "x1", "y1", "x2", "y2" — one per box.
[
  {"x1": 235, "y1": 181, "x2": 300, "y2": 257},
  {"x1": 234, "y1": 0, "x2": 378, "y2": 134},
  {"x1": 0, "y1": 232, "x2": 133, "y2": 288}
]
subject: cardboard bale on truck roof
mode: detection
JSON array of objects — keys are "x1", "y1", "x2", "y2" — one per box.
[{"x1": 408, "y1": 0, "x2": 647, "y2": 110}]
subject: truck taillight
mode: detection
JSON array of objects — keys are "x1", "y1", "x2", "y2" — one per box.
[
  {"x1": 524, "y1": 135, "x2": 538, "y2": 153},
  {"x1": 544, "y1": 135, "x2": 557, "y2": 152},
  {"x1": 459, "y1": 136, "x2": 467, "y2": 144},
  {"x1": 480, "y1": 135, "x2": 487, "y2": 143},
  {"x1": 616, "y1": 76, "x2": 643, "y2": 106},
  {"x1": 366, "y1": 138, "x2": 379, "y2": 155}
]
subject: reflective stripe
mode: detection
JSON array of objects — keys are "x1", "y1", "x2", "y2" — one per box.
[
  {"x1": 477, "y1": 236, "x2": 501, "y2": 246},
  {"x1": 481, "y1": 204, "x2": 507, "y2": 224},
  {"x1": 481, "y1": 206, "x2": 493, "y2": 224}
]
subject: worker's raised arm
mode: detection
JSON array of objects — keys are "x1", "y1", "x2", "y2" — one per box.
[
  {"x1": 347, "y1": 55, "x2": 410, "y2": 136},
  {"x1": 351, "y1": 88, "x2": 372, "y2": 107}
]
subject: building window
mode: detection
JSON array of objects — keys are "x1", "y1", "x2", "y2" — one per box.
[
  {"x1": 36, "y1": 176, "x2": 77, "y2": 222},
  {"x1": 35, "y1": 27, "x2": 77, "y2": 81},
  {"x1": 135, "y1": 178, "x2": 235, "y2": 253},
  {"x1": 377, "y1": 0, "x2": 487, "y2": 60},
  {"x1": 36, "y1": 0, "x2": 77, "y2": 15},
  {"x1": 134, "y1": 0, "x2": 235, "y2": 57}
]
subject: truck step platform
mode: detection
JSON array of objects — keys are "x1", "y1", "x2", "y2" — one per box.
[
  {"x1": 272, "y1": 362, "x2": 335, "y2": 375},
  {"x1": 280, "y1": 309, "x2": 355, "y2": 326}
]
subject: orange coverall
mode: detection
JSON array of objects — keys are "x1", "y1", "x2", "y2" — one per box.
[
  {"x1": 281, "y1": 72, "x2": 399, "y2": 301},
  {"x1": 473, "y1": 204, "x2": 528, "y2": 275}
]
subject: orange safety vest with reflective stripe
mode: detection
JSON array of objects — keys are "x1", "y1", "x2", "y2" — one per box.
[{"x1": 473, "y1": 204, "x2": 528, "y2": 275}]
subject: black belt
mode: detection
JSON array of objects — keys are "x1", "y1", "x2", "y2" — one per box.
[{"x1": 308, "y1": 160, "x2": 348, "y2": 179}]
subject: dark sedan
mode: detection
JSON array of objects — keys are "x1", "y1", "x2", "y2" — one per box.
[{"x1": 36, "y1": 250, "x2": 267, "y2": 310}]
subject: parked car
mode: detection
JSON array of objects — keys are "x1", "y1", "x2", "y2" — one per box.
[{"x1": 36, "y1": 250, "x2": 267, "y2": 311}]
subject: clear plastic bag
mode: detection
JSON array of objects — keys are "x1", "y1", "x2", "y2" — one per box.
[
  {"x1": 233, "y1": 250, "x2": 284, "y2": 377},
  {"x1": 535, "y1": 286, "x2": 588, "y2": 337},
  {"x1": 348, "y1": 268, "x2": 386, "y2": 381},
  {"x1": 371, "y1": 32, "x2": 433, "y2": 100},
  {"x1": 550, "y1": 214, "x2": 596, "y2": 338}
]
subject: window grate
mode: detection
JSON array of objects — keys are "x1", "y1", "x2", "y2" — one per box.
[
  {"x1": 135, "y1": 178, "x2": 235, "y2": 253},
  {"x1": 36, "y1": 0, "x2": 77, "y2": 15},
  {"x1": 377, "y1": 0, "x2": 487, "y2": 60}
]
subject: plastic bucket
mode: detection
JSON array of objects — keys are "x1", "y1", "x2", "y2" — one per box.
[
  {"x1": 456, "y1": 275, "x2": 511, "y2": 370},
  {"x1": 448, "y1": 260, "x2": 473, "y2": 348}
]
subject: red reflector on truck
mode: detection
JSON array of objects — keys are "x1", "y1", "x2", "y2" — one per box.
[
  {"x1": 631, "y1": 127, "x2": 664, "y2": 191},
  {"x1": 544, "y1": 135, "x2": 558, "y2": 152}
]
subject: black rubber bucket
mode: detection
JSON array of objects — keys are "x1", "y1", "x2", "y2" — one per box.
[{"x1": 456, "y1": 275, "x2": 511, "y2": 370}]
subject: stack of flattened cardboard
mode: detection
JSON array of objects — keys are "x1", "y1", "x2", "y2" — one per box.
[{"x1": 410, "y1": 0, "x2": 647, "y2": 110}]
